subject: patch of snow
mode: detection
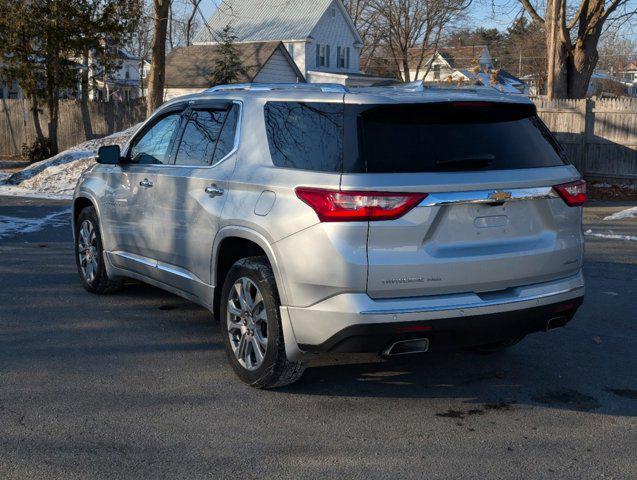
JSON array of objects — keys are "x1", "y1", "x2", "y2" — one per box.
[
  {"x1": 603, "y1": 206, "x2": 637, "y2": 221},
  {"x1": 0, "y1": 123, "x2": 140, "y2": 198},
  {"x1": 584, "y1": 229, "x2": 637, "y2": 241},
  {"x1": 591, "y1": 182, "x2": 637, "y2": 190},
  {"x1": 0, "y1": 208, "x2": 70, "y2": 238}
]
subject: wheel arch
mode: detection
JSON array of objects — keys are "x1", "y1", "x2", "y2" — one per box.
[
  {"x1": 212, "y1": 226, "x2": 287, "y2": 321},
  {"x1": 72, "y1": 195, "x2": 98, "y2": 239}
]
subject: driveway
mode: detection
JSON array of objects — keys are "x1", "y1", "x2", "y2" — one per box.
[{"x1": 0, "y1": 196, "x2": 635, "y2": 479}]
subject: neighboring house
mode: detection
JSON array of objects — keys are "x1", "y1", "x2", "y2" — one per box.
[
  {"x1": 164, "y1": 41, "x2": 305, "y2": 100},
  {"x1": 618, "y1": 62, "x2": 637, "y2": 96},
  {"x1": 451, "y1": 68, "x2": 528, "y2": 94},
  {"x1": 0, "y1": 76, "x2": 22, "y2": 99},
  {"x1": 193, "y1": 0, "x2": 377, "y2": 85},
  {"x1": 406, "y1": 45, "x2": 493, "y2": 82},
  {"x1": 88, "y1": 48, "x2": 150, "y2": 101}
]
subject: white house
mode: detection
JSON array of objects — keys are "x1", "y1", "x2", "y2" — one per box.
[
  {"x1": 193, "y1": 0, "x2": 375, "y2": 85},
  {"x1": 406, "y1": 45, "x2": 494, "y2": 82},
  {"x1": 88, "y1": 49, "x2": 150, "y2": 101}
]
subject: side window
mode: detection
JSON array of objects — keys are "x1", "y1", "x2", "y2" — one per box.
[
  {"x1": 174, "y1": 110, "x2": 226, "y2": 166},
  {"x1": 264, "y1": 101, "x2": 343, "y2": 172},
  {"x1": 211, "y1": 104, "x2": 240, "y2": 164},
  {"x1": 129, "y1": 112, "x2": 181, "y2": 164}
]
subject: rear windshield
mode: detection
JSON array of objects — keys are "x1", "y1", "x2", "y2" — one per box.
[{"x1": 263, "y1": 101, "x2": 566, "y2": 173}]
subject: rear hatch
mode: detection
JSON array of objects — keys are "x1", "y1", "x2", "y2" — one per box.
[{"x1": 340, "y1": 98, "x2": 585, "y2": 299}]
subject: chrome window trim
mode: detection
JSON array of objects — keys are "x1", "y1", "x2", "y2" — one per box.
[
  {"x1": 360, "y1": 285, "x2": 584, "y2": 316},
  {"x1": 123, "y1": 100, "x2": 243, "y2": 170},
  {"x1": 418, "y1": 186, "x2": 558, "y2": 207}
]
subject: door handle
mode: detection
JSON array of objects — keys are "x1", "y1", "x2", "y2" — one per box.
[
  {"x1": 139, "y1": 178, "x2": 153, "y2": 188},
  {"x1": 205, "y1": 184, "x2": 224, "y2": 197}
]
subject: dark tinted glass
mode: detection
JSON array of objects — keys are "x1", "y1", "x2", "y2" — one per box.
[
  {"x1": 130, "y1": 112, "x2": 180, "y2": 164},
  {"x1": 264, "y1": 102, "x2": 343, "y2": 171},
  {"x1": 356, "y1": 103, "x2": 566, "y2": 173},
  {"x1": 212, "y1": 104, "x2": 239, "y2": 164},
  {"x1": 175, "y1": 110, "x2": 226, "y2": 166}
]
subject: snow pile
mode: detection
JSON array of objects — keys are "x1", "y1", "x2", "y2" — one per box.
[
  {"x1": 0, "y1": 208, "x2": 70, "y2": 239},
  {"x1": 603, "y1": 206, "x2": 637, "y2": 221},
  {"x1": 0, "y1": 123, "x2": 140, "y2": 199},
  {"x1": 584, "y1": 229, "x2": 637, "y2": 241}
]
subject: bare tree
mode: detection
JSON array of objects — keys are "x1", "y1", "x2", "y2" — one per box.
[
  {"x1": 366, "y1": 0, "x2": 471, "y2": 81},
  {"x1": 185, "y1": 0, "x2": 204, "y2": 46},
  {"x1": 516, "y1": 0, "x2": 637, "y2": 98},
  {"x1": 147, "y1": 0, "x2": 171, "y2": 116}
]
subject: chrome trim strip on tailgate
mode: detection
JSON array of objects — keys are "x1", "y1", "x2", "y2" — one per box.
[
  {"x1": 360, "y1": 285, "x2": 583, "y2": 315},
  {"x1": 419, "y1": 187, "x2": 558, "y2": 207}
]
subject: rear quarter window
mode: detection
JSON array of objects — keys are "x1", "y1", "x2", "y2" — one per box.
[{"x1": 264, "y1": 102, "x2": 343, "y2": 172}]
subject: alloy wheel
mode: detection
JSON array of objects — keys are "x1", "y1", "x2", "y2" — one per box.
[
  {"x1": 78, "y1": 219, "x2": 98, "y2": 283},
  {"x1": 226, "y1": 277, "x2": 268, "y2": 370}
]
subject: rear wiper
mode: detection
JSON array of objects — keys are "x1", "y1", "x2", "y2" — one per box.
[
  {"x1": 436, "y1": 154, "x2": 495, "y2": 166},
  {"x1": 436, "y1": 153, "x2": 495, "y2": 169}
]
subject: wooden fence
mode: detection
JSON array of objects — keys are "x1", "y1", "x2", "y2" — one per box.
[
  {"x1": 532, "y1": 97, "x2": 637, "y2": 181},
  {"x1": 0, "y1": 98, "x2": 146, "y2": 158}
]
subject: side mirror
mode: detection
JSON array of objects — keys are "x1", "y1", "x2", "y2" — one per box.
[{"x1": 97, "y1": 145, "x2": 122, "y2": 165}]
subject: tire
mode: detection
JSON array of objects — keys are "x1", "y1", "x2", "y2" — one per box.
[
  {"x1": 468, "y1": 336, "x2": 525, "y2": 355},
  {"x1": 220, "y1": 256, "x2": 306, "y2": 389},
  {"x1": 74, "y1": 206, "x2": 123, "y2": 294}
]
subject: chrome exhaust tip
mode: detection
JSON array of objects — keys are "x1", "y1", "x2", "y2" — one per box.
[
  {"x1": 382, "y1": 338, "x2": 430, "y2": 357},
  {"x1": 546, "y1": 315, "x2": 569, "y2": 331}
]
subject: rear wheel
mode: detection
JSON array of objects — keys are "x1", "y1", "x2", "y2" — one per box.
[
  {"x1": 220, "y1": 256, "x2": 305, "y2": 388},
  {"x1": 74, "y1": 206, "x2": 123, "y2": 294},
  {"x1": 468, "y1": 336, "x2": 525, "y2": 355}
]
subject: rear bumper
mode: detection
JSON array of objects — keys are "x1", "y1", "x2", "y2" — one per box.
[{"x1": 281, "y1": 271, "x2": 584, "y2": 356}]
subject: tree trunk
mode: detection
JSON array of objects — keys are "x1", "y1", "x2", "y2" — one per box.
[
  {"x1": 567, "y1": 35, "x2": 601, "y2": 98},
  {"x1": 545, "y1": 0, "x2": 569, "y2": 99},
  {"x1": 47, "y1": 96, "x2": 59, "y2": 155},
  {"x1": 147, "y1": 0, "x2": 170, "y2": 117},
  {"x1": 29, "y1": 95, "x2": 46, "y2": 145},
  {"x1": 80, "y1": 49, "x2": 93, "y2": 140}
]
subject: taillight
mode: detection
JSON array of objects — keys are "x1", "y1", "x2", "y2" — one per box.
[
  {"x1": 295, "y1": 187, "x2": 428, "y2": 222},
  {"x1": 554, "y1": 180, "x2": 587, "y2": 207}
]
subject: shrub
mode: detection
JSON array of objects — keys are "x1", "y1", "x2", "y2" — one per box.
[{"x1": 21, "y1": 138, "x2": 50, "y2": 163}]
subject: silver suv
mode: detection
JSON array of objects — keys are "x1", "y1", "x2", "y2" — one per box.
[{"x1": 73, "y1": 83, "x2": 586, "y2": 388}]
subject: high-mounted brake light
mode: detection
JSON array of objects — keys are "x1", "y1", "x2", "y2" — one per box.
[
  {"x1": 553, "y1": 180, "x2": 587, "y2": 207},
  {"x1": 295, "y1": 187, "x2": 428, "y2": 222}
]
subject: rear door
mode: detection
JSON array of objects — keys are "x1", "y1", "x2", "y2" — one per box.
[
  {"x1": 340, "y1": 100, "x2": 584, "y2": 299},
  {"x1": 151, "y1": 101, "x2": 240, "y2": 300}
]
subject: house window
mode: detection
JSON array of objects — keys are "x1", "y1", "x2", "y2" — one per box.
[
  {"x1": 316, "y1": 44, "x2": 329, "y2": 68},
  {"x1": 125, "y1": 65, "x2": 130, "y2": 79},
  {"x1": 331, "y1": 7, "x2": 335, "y2": 17},
  {"x1": 433, "y1": 64, "x2": 441, "y2": 80},
  {"x1": 288, "y1": 43, "x2": 294, "y2": 57},
  {"x1": 336, "y1": 47, "x2": 350, "y2": 69}
]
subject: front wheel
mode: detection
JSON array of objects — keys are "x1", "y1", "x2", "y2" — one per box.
[
  {"x1": 220, "y1": 256, "x2": 305, "y2": 388},
  {"x1": 74, "y1": 206, "x2": 123, "y2": 294}
]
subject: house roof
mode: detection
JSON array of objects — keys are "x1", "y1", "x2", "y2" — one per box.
[
  {"x1": 164, "y1": 41, "x2": 304, "y2": 88},
  {"x1": 408, "y1": 45, "x2": 490, "y2": 70},
  {"x1": 193, "y1": 0, "x2": 361, "y2": 44}
]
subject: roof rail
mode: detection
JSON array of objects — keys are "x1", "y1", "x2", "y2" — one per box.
[{"x1": 206, "y1": 83, "x2": 349, "y2": 93}]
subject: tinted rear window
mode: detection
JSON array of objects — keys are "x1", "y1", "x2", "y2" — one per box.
[
  {"x1": 263, "y1": 101, "x2": 566, "y2": 173},
  {"x1": 356, "y1": 103, "x2": 566, "y2": 173},
  {"x1": 264, "y1": 102, "x2": 343, "y2": 171}
]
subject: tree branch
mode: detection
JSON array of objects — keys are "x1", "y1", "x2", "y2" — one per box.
[{"x1": 518, "y1": 0, "x2": 545, "y2": 24}]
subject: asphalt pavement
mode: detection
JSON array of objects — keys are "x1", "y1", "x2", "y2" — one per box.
[{"x1": 0, "y1": 196, "x2": 635, "y2": 480}]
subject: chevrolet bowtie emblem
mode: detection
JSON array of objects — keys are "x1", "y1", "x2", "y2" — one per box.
[{"x1": 488, "y1": 191, "x2": 512, "y2": 201}]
